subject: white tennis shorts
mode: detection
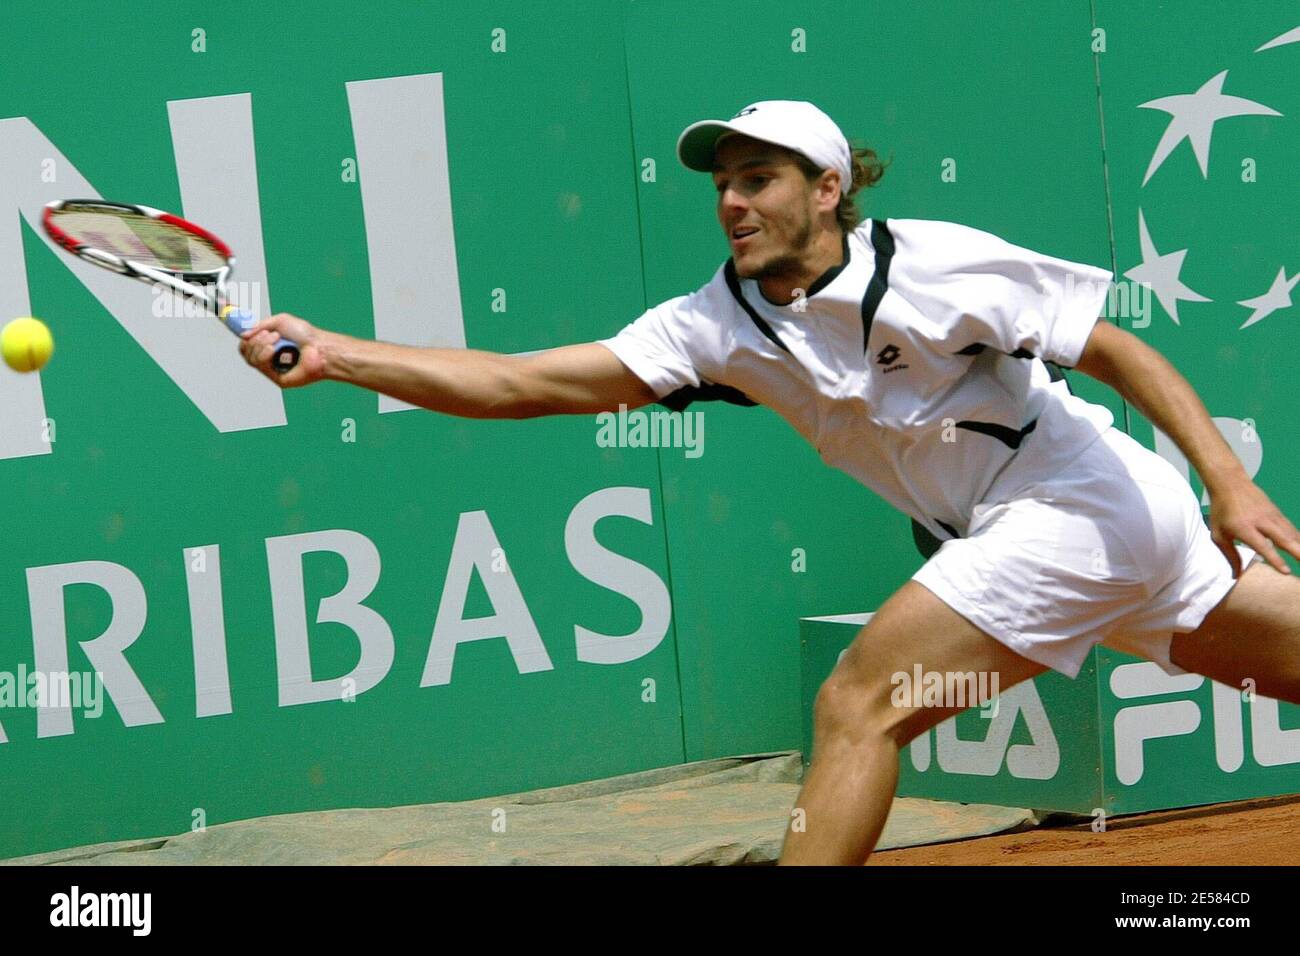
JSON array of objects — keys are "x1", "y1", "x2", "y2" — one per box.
[{"x1": 912, "y1": 426, "x2": 1258, "y2": 678}]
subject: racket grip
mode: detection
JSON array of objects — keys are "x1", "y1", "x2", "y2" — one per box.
[{"x1": 222, "y1": 306, "x2": 301, "y2": 373}]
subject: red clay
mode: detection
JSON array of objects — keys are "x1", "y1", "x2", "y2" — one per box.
[{"x1": 869, "y1": 794, "x2": 1300, "y2": 865}]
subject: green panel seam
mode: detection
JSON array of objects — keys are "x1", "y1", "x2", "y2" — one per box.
[
  {"x1": 1076, "y1": 0, "x2": 1118, "y2": 816},
  {"x1": 1090, "y1": 0, "x2": 1117, "y2": 816},
  {"x1": 1090, "y1": 0, "x2": 1132, "y2": 439}
]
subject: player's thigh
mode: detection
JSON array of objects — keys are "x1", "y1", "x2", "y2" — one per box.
[
  {"x1": 818, "y1": 580, "x2": 1048, "y2": 746},
  {"x1": 1169, "y1": 561, "x2": 1300, "y2": 700}
]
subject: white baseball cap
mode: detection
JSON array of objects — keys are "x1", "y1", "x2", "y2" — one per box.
[{"x1": 677, "y1": 100, "x2": 852, "y2": 193}]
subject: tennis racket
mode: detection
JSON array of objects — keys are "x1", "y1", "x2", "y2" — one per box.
[{"x1": 42, "y1": 199, "x2": 299, "y2": 373}]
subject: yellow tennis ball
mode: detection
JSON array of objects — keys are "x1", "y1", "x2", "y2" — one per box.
[{"x1": 1, "y1": 318, "x2": 54, "y2": 373}]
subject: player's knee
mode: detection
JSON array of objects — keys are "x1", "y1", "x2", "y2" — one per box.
[{"x1": 813, "y1": 671, "x2": 910, "y2": 747}]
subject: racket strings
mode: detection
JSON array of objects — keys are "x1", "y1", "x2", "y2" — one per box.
[{"x1": 48, "y1": 208, "x2": 227, "y2": 274}]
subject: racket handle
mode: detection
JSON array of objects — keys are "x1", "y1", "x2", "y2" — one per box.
[{"x1": 221, "y1": 306, "x2": 301, "y2": 373}]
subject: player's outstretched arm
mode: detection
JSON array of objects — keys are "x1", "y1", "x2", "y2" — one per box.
[{"x1": 239, "y1": 312, "x2": 657, "y2": 419}]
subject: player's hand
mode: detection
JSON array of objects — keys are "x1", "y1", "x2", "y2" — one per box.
[
  {"x1": 1207, "y1": 477, "x2": 1300, "y2": 577},
  {"x1": 239, "y1": 312, "x2": 329, "y2": 388}
]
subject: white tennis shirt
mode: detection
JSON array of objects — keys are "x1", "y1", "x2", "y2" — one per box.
[{"x1": 598, "y1": 217, "x2": 1116, "y2": 544}]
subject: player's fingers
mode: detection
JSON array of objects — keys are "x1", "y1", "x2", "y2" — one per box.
[
  {"x1": 240, "y1": 318, "x2": 280, "y2": 339},
  {"x1": 244, "y1": 330, "x2": 280, "y2": 366},
  {"x1": 241, "y1": 337, "x2": 276, "y2": 375},
  {"x1": 237, "y1": 334, "x2": 261, "y2": 362},
  {"x1": 1270, "y1": 516, "x2": 1300, "y2": 563},
  {"x1": 1241, "y1": 528, "x2": 1291, "y2": 575},
  {"x1": 236, "y1": 321, "x2": 309, "y2": 386},
  {"x1": 257, "y1": 312, "x2": 311, "y2": 342}
]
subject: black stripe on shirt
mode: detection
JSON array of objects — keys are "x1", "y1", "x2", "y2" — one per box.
[
  {"x1": 657, "y1": 381, "x2": 758, "y2": 412},
  {"x1": 724, "y1": 259, "x2": 793, "y2": 355},
  {"x1": 955, "y1": 343, "x2": 1035, "y2": 360},
  {"x1": 805, "y1": 230, "x2": 852, "y2": 298},
  {"x1": 956, "y1": 344, "x2": 1076, "y2": 394},
  {"x1": 935, "y1": 519, "x2": 960, "y2": 539},
  {"x1": 1045, "y1": 360, "x2": 1075, "y2": 395},
  {"x1": 954, "y1": 416, "x2": 1039, "y2": 450},
  {"x1": 861, "y1": 219, "x2": 895, "y2": 352}
]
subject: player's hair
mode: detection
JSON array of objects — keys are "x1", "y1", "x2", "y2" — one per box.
[{"x1": 791, "y1": 142, "x2": 890, "y2": 232}]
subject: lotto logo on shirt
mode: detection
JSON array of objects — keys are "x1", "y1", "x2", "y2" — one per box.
[{"x1": 876, "y1": 343, "x2": 909, "y2": 373}]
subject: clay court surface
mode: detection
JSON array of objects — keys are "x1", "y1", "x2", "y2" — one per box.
[{"x1": 869, "y1": 794, "x2": 1300, "y2": 866}]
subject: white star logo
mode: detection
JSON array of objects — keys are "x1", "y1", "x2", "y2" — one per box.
[
  {"x1": 1138, "y1": 70, "x2": 1281, "y2": 186},
  {"x1": 1129, "y1": 26, "x2": 1299, "y2": 328},
  {"x1": 1122, "y1": 210, "x2": 1210, "y2": 326},
  {"x1": 1238, "y1": 267, "x2": 1300, "y2": 330},
  {"x1": 1257, "y1": 26, "x2": 1300, "y2": 52}
]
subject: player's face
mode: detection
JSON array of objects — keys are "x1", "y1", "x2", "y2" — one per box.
[{"x1": 712, "y1": 136, "x2": 817, "y2": 279}]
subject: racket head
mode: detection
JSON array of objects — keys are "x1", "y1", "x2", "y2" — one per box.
[{"x1": 42, "y1": 199, "x2": 235, "y2": 281}]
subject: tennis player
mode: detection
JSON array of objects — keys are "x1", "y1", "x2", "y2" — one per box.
[{"x1": 240, "y1": 100, "x2": 1300, "y2": 865}]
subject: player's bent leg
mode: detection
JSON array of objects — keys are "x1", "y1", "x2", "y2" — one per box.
[
  {"x1": 779, "y1": 580, "x2": 1047, "y2": 866},
  {"x1": 1169, "y1": 561, "x2": 1300, "y2": 704}
]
